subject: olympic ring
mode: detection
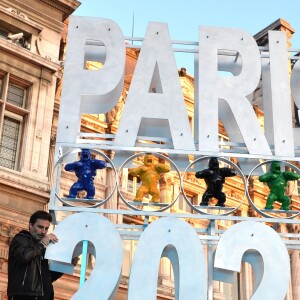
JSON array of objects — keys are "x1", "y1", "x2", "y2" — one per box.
[
  {"x1": 117, "y1": 152, "x2": 181, "y2": 212},
  {"x1": 246, "y1": 160, "x2": 300, "y2": 219},
  {"x1": 52, "y1": 148, "x2": 118, "y2": 208},
  {"x1": 181, "y1": 156, "x2": 246, "y2": 216}
]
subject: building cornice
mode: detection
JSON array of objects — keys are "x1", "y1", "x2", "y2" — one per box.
[
  {"x1": 40, "y1": 0, "x2": 81, "y2": 20},
  {"x1": 0, "y1": 167, "x2": 50, "y2": 199},
  {"x1": 0, "y1": 0, "x2": 75, "y2": 33},
  {"x1": 254, "y1": 18, "x2": 295, "y2": 47},
  {"x1": 0, "y1": 6, "x2": 44, "y2": 33}
]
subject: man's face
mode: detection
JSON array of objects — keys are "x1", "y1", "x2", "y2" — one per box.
[{"x1": 29, "y1": 219, "x2": 50, "y2": 240}]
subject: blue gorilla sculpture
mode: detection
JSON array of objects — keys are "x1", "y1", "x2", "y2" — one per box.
[{"x1": 65, "y1": 149, "x2": 107, "y2": 199}]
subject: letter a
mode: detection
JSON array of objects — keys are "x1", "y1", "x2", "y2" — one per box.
[{"x1": 114, "y1": 22, "x2": 195, "y2": 153}]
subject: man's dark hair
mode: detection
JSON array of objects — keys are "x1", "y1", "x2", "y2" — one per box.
[{"x1": 29, "y1": 210, "x2": 52, "y2": 225}]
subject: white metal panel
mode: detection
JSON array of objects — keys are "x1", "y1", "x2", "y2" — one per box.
[
  {"x1": 197, "y1": 26, "x2": 272, "y2": 157},
  {"x1": 114, "y1": 22, "x2": 195, "y2": 152},
  {"x1": 128, "y1": 217, "x2": 207, "y2": 299},
  {"x1": 262, "y1": 31, "x2": 294, "y2": 156},
  {"x1": 56, "y1": 16, "x2": 125, "y2": 150},
  {"x1": 46, "y1": 213, "x2": 123, "y2": 300}
]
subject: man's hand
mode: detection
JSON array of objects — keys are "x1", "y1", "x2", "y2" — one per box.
[{"x1": 40, "y1": 233, "x2": 59, "y2": 247}]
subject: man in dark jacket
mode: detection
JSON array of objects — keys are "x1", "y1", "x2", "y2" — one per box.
[{"x1": 7, "y1": 210, "x2": 62, "y2": 300}]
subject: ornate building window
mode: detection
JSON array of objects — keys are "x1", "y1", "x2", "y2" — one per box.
[
  {"x1": 0, "y1": 72, "x2": 30, "y2": 170},
  {"x1": 178, "y1": 194, "x2": 193, "y2": 213},
  {"x1": 0, "y1": 115, "x2": 21, "y2": 169},
  {"x1": 7, "y1": 84, "x2": 25, "y2": 107}
]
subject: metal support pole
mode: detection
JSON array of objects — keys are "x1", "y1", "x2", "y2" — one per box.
[
  {"x1": 80, "y1": 240, "x2": 88, "y2": 287},
  {"x1": 272, "y1": 222, "x2": 279, "y2": 231},
  {"x1": 143, "y1": 215, "x2": 150, "y2": 229}
]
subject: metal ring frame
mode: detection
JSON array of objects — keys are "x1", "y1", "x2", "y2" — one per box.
[
  {"x1": 52, "y1": 150, "x2": 299, "y2": 218},
  {"x1": 52, "y1": 148, "x2": 118, "y2": 208},
  {"x1": 181, "y1": 156, "x2": 247, "y2": 216},
  {"x1": 117, "y1": 152, "x2": 182, "y2": 212},
  {"x1": 246, "y1": 160, "x2": 300, "y2": 219}
]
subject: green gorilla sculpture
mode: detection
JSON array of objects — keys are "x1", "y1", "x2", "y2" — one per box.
[{"x1": 259, "y1": 161, "x2": 300, "y2": 210}]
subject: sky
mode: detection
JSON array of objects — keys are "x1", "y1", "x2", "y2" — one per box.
[{"x1": 74, "y1": 0, "x2": 300, "y2": 75}]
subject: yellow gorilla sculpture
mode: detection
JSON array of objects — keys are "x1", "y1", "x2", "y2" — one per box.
[{"x1": 129, "y1": 154, "x2": 170, "y2": 203}]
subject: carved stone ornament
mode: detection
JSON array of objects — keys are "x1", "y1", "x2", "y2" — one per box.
[
  {"x1": 41, "y1": 79, "x2": 49, "y2": 86},
  {"x1": 36, "y1": 129, "x2": 43, "y2": 139},
  {"x1": 248, "y1": 206, "x2": 259, "y2": 218},
  {"x1": 287, "y1": 224, "x2": 300, "y2": 234},
  {"x1": 5, "y1": 7, "x2": 30, "y2": 20},
  {"x1": 0, "y1": 223, "x2": 20, "y2": 245}
]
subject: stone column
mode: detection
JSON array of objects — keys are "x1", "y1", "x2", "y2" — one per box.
[
  {"x1": 31, "y1": 73, "x2": 56, "y2": 177},
  {"x1": 158, "y1": 174, "x2": 174, "y2": 285},
  {"x1": 288, "y1": 224, "x2": 300, "y2": 300},
  {"x1": 240, "y1": 261, "x2": 253, "y2": 300},
  {"x1": 104, "y1": 167, "x2": 119, "y2": 223},
  {"x1": 159, "y1": 174, "x2": 173, "y2": 204},
  {"x1": 279, "y1": 224, "x2": 293, "y2": 300},
  {"x1": 172, "y1": 183, "x2": 180, "y2": 211},
  {"x1": 120, "y1": 168, "x2": 128, "y2": 193},
  {"x1": 159, "y1": 257, "x2": 172, "y2": 283},
  {"x1": 290, "y1": 249, "x2": 300, "y2": 300}
]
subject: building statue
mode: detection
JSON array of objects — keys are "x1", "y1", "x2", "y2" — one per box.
[
  {"x1": 129, "y1": 154, "x2": 170, "y2": 203},
  {"x1": 259, "y1": 161, "x2": 300, "y2": 210},
  {"x1": 107, "y1": 89, "x2": 127, "y2": 126},
  {"x1": 64, "y1": 149, "x2": 107, "y2": 199},
  {"x1": 178, "y1": 67, "x2": 187, "y2": 77},
  {"x1": 195, "y1": 157, "x2": 236, "y2": 207}
]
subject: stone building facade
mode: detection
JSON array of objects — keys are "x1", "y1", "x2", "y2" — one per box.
[
  {"x1": 0, "y1": 0, "x2": 80, "y2": 299},
  {"x1": 0, "y1": 1, "x2": 299, "y2": 299}
]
